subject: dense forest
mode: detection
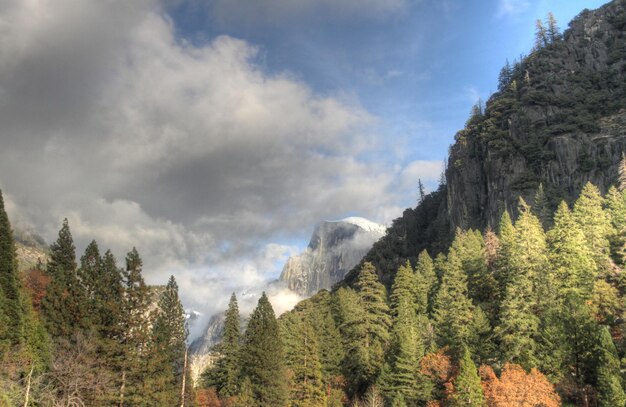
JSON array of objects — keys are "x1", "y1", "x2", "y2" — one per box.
[
  {"x1": 0, "y1": 190, "x2": 194, "y2": 406},
  {"x1": 2, "y1": 1, "x2": 626, "y2": 406},
  {"x1": 197, "y1": 173, "x2": 626, "y2": 407}
]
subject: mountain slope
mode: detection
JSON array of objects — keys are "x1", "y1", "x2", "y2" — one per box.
[{"x1": 344, "y1": 0, "x2": 626, "y2": 288}]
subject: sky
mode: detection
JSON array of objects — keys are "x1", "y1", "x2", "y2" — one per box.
[{"x1": 0, "y1": 0, "x2": 607, "y2": 326}]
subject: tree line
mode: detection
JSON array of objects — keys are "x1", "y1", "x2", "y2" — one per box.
[
  {"x1": 199, "y1": 168, "x2": 626, "y2": 407},
  {"x1": 0, "y1": 190, "x2": 192, "y2": 406}
]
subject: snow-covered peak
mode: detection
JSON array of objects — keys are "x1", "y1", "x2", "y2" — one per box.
[{"x1": 336, "y1": 216, "x2": 386, "y2": 236}]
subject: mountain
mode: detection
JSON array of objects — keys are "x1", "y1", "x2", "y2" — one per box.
[
  {"x1": 344, "y1": 0, "x2": 626, "y2": 288},
  {"x1": 189, "y1": 217, "x2": 385, "y2": 383},
  {"x1": 279, "y1": 217, "x2": 386, "y2": 296}
]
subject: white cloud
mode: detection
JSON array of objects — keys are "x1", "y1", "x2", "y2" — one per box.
[
  {"x1": 496, "y1": 0, "x2": 531, "y2": 18},
  {"x1": 0, "y1": 0, "x2": 414, "y2": 320}
]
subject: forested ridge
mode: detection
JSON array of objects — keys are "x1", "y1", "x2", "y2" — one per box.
[
  {"x1": 2, "y1": 0, "x2": 626, "y2": 406},
  {"x1": 198, "y1": 174, "x2": 626, "y2": 406},
  {"x1": 0, "y1": 190, "x2": 193, "y2": 406}
]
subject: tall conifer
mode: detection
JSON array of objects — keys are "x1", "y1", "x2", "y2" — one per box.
[
  {"x1": 432, "y1": 247, "x2": 474, "y2": 353},
  {"x1": 0, "y1": 189, "x2": 23, "y2": 345},
  {"x1": 448, "y1": 347, "x2": 486, "y2": 407},
  {"x1": 240, "y1": 292, "x2": 288, "y2": 406},
  {"x1": 596, "y1": 326, "x2": 626, "y2": 407},
  {"x1": 42, "y1": 219, "x2": 89, "y2": 338},
  {"x1": 213, "y1": 292, "x2": 241, "y2": 398}
]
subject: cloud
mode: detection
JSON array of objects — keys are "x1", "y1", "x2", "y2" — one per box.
[
  {"x1": 399, "y1": 160, "x2": 445, "y2": 191},
  {"x1": 496, "y1": 0, "x2": 530, "y2": 18},
  {"x1": 0, "y1": 0, "x2": 419, "y2": 322}
]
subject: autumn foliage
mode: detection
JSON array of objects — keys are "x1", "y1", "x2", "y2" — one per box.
[
  {"x1": 479, "y1": 363, "x2": 560, "y2": 407},
  {"x1": 196, "y1": 387, "x2": 222, "y2": 407}
]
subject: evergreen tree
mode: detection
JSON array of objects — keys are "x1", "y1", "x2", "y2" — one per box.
[
  {"x1": 240, "y1": 292, "x2": 288, "y2": 406},
  {"x1": 498, "y1": 59, "x2": 512, "y2": 92},
  {"x1": 596, "y1": 327, "x2": 626, "y2": 407},
  {"x1": 120, "y1": 247, "x2": 151, "y2": 405},
  {"x1": 389, "y1": 261, "x2": 416, "y2": 318},
  {"x1": 448, "y1": 347, "x2": 486, "y2": 407},
  {"x1": 573, "y1": 182, "x2": 613, "y2": 270},
  {"x1": 78, "y1": 240, "x2": 102, "y2": 327},
  {"x1": 432, "y1": 247, "x2": 474, "y2": 353},
  {"x1": 547, "y1": 201, "x2": 596, "y2": 299},
  {"x1": 335, "y1": 286, "x2": 371, "y2": 396},
  {"x1": 144, "y1": 275, "x2": 188, "y2": 406},
  {"x1": 545, "y1": 12, "x2": 561, "y2": 43},
  {"x1": 281, "y1": 313, "x2": 326, "y2": 407},
  {"x1": 605, "y1": 186, "x2": 626, "y2": 265},
  {"x1": 535, "y1": 19, "x2": 548, "y2": 49},
  {"x1": 42, "y1": 219, "x2": 89, "y2": 338},
  {"x1": 302, "y1": 291, "x2": 344, "y2": 381},
  {"x1": 383, "y1": 282, "x2": 426, "y2": 405},
  {"x1": 335, "y1": 264, "x2": 391, "y2": 397},
  {"x1": 533, "y1": 183, "x2": 551, "y2": 228},
  {"x1": 415, "y1": 250, "x2": 435, "y2": 315},
  {"x1": 213, "y1": 292, "x2": 241, "y2": 398},
  {"x1": 495, "y1": 200, "x2": 545, "y2": 369},
  {"x1": 354, "y1": 263, "x2": 392, "y2": 388},
  {"x1": 0, "y1": 189, "x2": 23, "y2": 345},
  {"x1": 494, "y1": 211, "x2": 515, "y2": 299},
  {"x1": 418, "y1": 179, "x2": 426, "y2": 205}
]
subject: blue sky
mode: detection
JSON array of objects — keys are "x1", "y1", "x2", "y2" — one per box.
[
  {"x1": 167, "y1": 0, "x2": 606, "y2": 179},
  {"x1": 0, "y1": 0, "x2": 609, "y2": 317}
]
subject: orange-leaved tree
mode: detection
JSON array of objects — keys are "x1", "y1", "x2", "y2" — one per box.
[{"x1": 479, "y1": 363, "x2": 560, "y2": 407}]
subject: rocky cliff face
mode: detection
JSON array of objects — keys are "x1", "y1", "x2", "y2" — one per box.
[
  {"x1": 279, "y1": 217, "x2": 386, "y2": 296},
  {"x1": 446, "y1": 0, "x2": 626, "y2": 231},
  {"x1": 344, "y1": 0, "x2": 626, "y2": 288}
]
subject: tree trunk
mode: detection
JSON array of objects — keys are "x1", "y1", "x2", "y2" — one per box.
[
  {"x1": 23, "y1": 365, "x2": 33, "y2": 407},
  {"x1": 119, "y1": 370, "x2": 125, "y2": 407},
  {"x1": 180, "y1": 347, "x2": 188, "y2": 407}
]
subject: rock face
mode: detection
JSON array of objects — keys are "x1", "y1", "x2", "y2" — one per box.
[
  {"x1": 345, "y1": 0, "x2": 626, "y2": 288},
  {"x1": 446, "y1": 0, "x2": 626, "y2": 232},
  {"x1": 279, "y1": 217, "x2": 386, "y2": 296}
]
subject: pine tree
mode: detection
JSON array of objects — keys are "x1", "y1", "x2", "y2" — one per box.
[
  {"x1": 240, "y1": 292, "x2": 288, "y2": 406},
  {"x1": 0, "y1": 189, "x2": 23, "y2": 345},
  {"x1": 42, "y1": 219, "x2": 89, "y2": 338},
  {"x1": 384, "y1": 285, "x2": 426, "y2": 405},
  {"x1": 335, "y1": 265, "x2": 391, "y2": 398},
  {"x1": 415, "y1": 250, "x2": 435, "y2": 315},
  {"x1": 545, "y1": 12, "x2": 561, "y2": 43},
  {"x1": 495, "y1": 211, "x2": 515, "y2": 299},
  {"x1": 452, "y1": 229, "x2": 497, "y2": 310},
  {"x1": 144, "y1": 276, "x2": 188, "y2": 405},
  {"x1": 596, "y1": 327, "x2": 626, "y2": 407},
  {"x1": 213, "y1": 292, "x2": 241, "y2": 398},
  {"x1": 281, "y1": 313, "x2": 326, "y2": 407},
  {"x1": 303, "y1": 291, "x2": 344, "y2": 382},
  {"x1": 418, "y1": 179, "x2": 426, "y2": 205},
  {"x1": 389, "y1": 261, "x2": 416, "y2": 318},
  {"x1": 573, "y1": 182, "x2": 613, "y2": 270},
  {"x1": 533, "y1": 183, "x2": 551, "y2": 228},
  {"x1": 120, "y1": 247, "x2": 151, "y2": 405},
  {"x1": 78, "y1": 240, "x2": 102, "y2": 328},
  {"x1": 354, "y1": 263, "x2": 392, "y2": 388},
  {"x1": 448, "y1": 347, "x2": 486, "y2": 407},
  {"x1": 495, "y1": 200, "x2": 544, "y2": 369},
  {"x1": 432, "y1": 247, "x2": 474, "y2": 353},
  {"x1": 498, "y1": 59, "x2": 512, "y2": 92},
  {"x1": 605, "y1": 186, "x2": 626, "y2": 265},
  {"x1": 547, "y1": 201, "x2": 596, "y2": 299},
  {"x1": 535, "y1": 19, "x2": 548, "y2": 49}
]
